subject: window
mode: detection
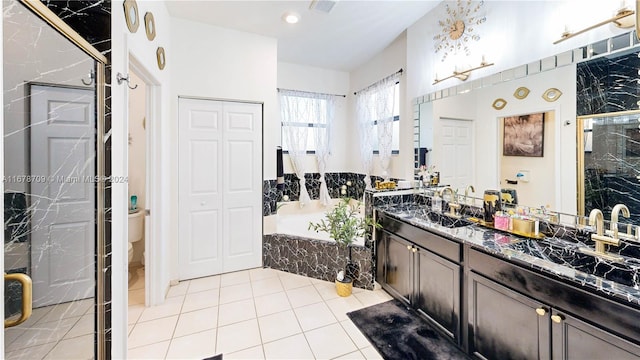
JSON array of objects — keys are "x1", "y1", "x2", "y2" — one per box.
[
  {"x1": 280, "y1": 94, "x2": 330, "y2": 153},
  {"x1": 372, "y1": 82, "x2": 400, "y2": 154}
]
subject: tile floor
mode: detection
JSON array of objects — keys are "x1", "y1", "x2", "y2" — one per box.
[
  {"x1": 127, "y1": 267, "x2": 393, "y2": 359},
  {"x1": 4, "y1": 297, "x2": 95, "y2": 359}
]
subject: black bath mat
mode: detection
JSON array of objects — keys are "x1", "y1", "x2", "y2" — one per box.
[
  {"x1": 347, "y1": 299, "x2": 470, "y2": 360},
  {"x1": 202, "y1": 354, "x2": 222, "y2": 360}
]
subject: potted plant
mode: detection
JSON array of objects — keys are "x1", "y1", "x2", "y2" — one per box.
[{"x1": 308, "y1": 198, "x2": 381, "y2": 296}]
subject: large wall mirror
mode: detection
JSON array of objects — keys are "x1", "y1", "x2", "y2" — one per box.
[
  {"x1": 3, "y1": 0, "x2": 108, "y2": 358},
  {"x1": 415, "y1": 31, "x2": 640, "y2": 220}
]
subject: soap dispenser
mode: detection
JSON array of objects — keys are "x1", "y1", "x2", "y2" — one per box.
[{"x1": 432, "y1": 191, "x2": 443, "y2": 213}]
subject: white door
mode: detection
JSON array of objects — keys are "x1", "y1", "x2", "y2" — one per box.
[
  {"x1": 179, "y1": 98, "x2": 224, "y2": 279},
  {"x1": 222, "y1": 102, "x2": 262, "y2": 273},
  {"x1": 30, "y1": 85, "x2": 95, "y2": 307},
  {"x1": 178, "y1": 98, "x2": 262, "y2": 279},
  {"x1": 439, "y1": 118, "x2": 473, "y2": 191}
]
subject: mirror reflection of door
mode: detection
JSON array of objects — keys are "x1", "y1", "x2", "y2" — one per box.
[{"x1": 4, "y1": 1, "x2": 97, "y2": 358}]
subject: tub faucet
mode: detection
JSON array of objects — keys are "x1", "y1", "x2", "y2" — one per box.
[{"x1": 610, "y1": 204, "x2": 630, "y2": 240}]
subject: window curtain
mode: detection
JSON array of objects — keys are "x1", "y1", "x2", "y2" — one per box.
[
  {"x1": 356, "y1": 72, "x2": 401, "y2": 184},
  {"x1": 314, "y1": 94, "x2": 335, "y2": 207},
  {"x1": 280, "y1": 90, "x2": 335, "y2": 207}
]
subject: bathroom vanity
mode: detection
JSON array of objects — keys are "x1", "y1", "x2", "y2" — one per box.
[{"x1": 374, "y1": 200, "x2": 640, "y2": 359}]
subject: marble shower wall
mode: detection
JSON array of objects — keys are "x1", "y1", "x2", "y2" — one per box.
[{"x1": 577, "y1": 50, "x2": 640, "y2": 225}]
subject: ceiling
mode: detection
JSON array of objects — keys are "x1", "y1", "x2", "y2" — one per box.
[{"x1": 164, "y1": 0, "x2": 442, "y2": 72}]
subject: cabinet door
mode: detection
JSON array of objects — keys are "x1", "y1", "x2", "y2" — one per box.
[
  {"x1": 551, "y1": 310, "x2": 640, "y2": 360},
  {"x1": 383, "y1": 232, "x2": 414, "y2": 304},
  {"x1": 469, "y1": 273, "x2": 551, "y2": 360},
  {"x1": 415, "y1": 246, "x2": 460, "y2": 341}
]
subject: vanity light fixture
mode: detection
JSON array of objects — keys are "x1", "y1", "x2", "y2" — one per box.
[
  {"x1": 433, "y1": 58, "x2": 494, "y2": 85},
  {"x1": 554, "y1": 7, "x2": 634, "y2": 45},
  {"x1": 513, "y1": 87, "x2": 530, "y2": 99},
  {"x1": 282, "y1": 12, "x2": 300, "y2": 24},
  {"x1": 542, "y1": 88, "x2": 563, "y2": 102},
  {"x1": 492, "y1": 98, "x2": 507, "y2": 110}
]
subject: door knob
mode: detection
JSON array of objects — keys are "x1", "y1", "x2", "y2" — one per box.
[
  {"x1": 551, "y1": 314, "x2": 565, "y2": 323},
  {"x1": 4, "y1": 273, "x2": 33, "y2": 328},
  {"x1": 535, "y1": 307, "x2": 547, "y2": 316}
]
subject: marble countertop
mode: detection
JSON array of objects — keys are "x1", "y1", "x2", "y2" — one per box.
[{"x1": 376, "y1": 204, "x2": 640, "y2": 308}]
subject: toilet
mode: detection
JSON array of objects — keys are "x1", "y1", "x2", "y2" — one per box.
[{"x1": 128, "y1": 209, "x2": 144, "y2": 265}]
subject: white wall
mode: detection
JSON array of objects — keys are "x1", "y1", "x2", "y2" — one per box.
[
  {"x1": 112, "y1": 0, "x2": 173, "y2": 356},
  {"x1": 277, "y1": 62, "x2": 350, "y2": 174},
  {"x1": 350, "y1": 31, "x2": 410, "y2": 180},
  {"x1": 169, "y1": 17, "x2": 277, "y2": 280},
  {"x1": 128, "y1": 70, "x2": 146, "y2": 264}
]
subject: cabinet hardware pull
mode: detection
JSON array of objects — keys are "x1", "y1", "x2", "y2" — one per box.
[
  {"x1": 551, "y1": 314, "x2": 564, "y2": 323},
  {"x1": 535, "y1": 307, "x2": 547, "y2": 316},
  {"x1": 406, "y1": 245, "x2": 412, "y2": 251}
]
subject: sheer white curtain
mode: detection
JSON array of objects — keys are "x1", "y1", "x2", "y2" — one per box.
[
  {"x1": 314, "y1": 95, "x2": 335, "y2": 206},
  {"x1": 356, "y1": 73, "x2": 400, "y2": 184},
  {"x1": 280, "y1": 90, "x2": 335, "y2": 207}
]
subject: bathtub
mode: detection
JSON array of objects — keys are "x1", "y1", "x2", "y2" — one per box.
[
  {"x1": 268, "y1": 198, "x2": 365, "y2": 246},
  {"x1": 262, "y1": 198, "x2": 374, "y2": 290}
]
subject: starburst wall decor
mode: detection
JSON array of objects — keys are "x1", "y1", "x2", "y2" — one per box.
[{"x1": 433, "y1": 0, "x2": 486, "y2": 62}]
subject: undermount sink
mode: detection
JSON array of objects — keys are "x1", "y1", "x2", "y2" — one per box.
[
  {"x1": 419, "y1": 210, "x2": 473, "y2": 228},
  {"x1": 508, "y1": 238, "x2": 640, "y2": 288}
]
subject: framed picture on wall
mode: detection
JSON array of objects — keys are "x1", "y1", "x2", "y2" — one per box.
[{"x1": 503, "y1": 112, "x2": 545, "y2": 157}]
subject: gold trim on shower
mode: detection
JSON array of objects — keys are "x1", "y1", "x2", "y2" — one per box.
[
  {"x1": 4, "y1": 273, "x2": 32, "y2": 328},
  {"x1": 19, "y1": 0, "x2": 108, "y2": 64}
]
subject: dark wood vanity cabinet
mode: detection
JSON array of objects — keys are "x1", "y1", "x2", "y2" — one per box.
[
  {"x1": 469, "y1": 272, "x2": 552, "y2": 359},
  {"x1": 376, "y1": 214, "x2": 462, "y2": 342}
]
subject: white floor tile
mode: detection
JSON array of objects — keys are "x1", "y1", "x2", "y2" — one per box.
[
  {"x1": 216, "y1": 319, "x2": 261, "y2": 355},
  {"x1": 326, "y1": 295, "x2": 365, "y2": 321},
  {"x1": 251, "y1": 276, "x2": 284, "y2": 297},
  {"x1": 4, "y1": 342, "x2": 56, "y2": 360},
  {"x1": 279, "y1": 273, "x2": 313, "y2": 290},
  {"x1": 64, "y1": 313, "x2": 94, "y2": 339},
  {"x1": 249, "y1": 267, "x2": 280, "y2": 281},
  {"x1": 304, "y1": 323, "x2": 358, "y2": 359},
  {"x1": 286, "y1": 285, "x2": 323, "y2": 308},
  {"x1": 128, "y1": 305, "x2": 145, "y2": 325},
  {"x1": 360, "y1": 346, "x2": 384, "y2": 360},
  {"x1": 174, "y1": 306, "x2": 218, "y2": 338},
  {"x1": 165, "y1": 329, "x2": 217, "y2": 360},
  {"x1": 262, "y1": 333, "x2": 315, "y2": 360},
  {"x1": 182, "y1": 288, "x2": 220, "y2": 313},
  {"x1": 166, "y1": 281, "x2": 190, "y2": 298},
  {"x1": 219, "y1": 282, "x2": 253, "y2": 304},
  {"x1": 225, "y1": 345, "x2": 265, "y2": 360},
  {"x1": 314, "y1": 281, "x2": 341, "y2": 301},
  {"x1": 254, "y1": 291, "x2": 292, "y2": 317},
  {"x1": 138, "y1": 295, "x2": 184, "y2": 323},
  {"x1": 127, "y1": 315, "x2": 178, "y2": 349},
  {"x1": 217, "y1": 298, "x2": 256, "y2": 326},
  {"x1": 188, "y1": 275, "x2": 221, "y2": 293},
  {"x1": 334, "y1": 350, "x2": 367, "y2": 360},
  {"x1": 294, "y1": 302, "x2": 338, "y2": 331},
  {"x1": 220, "y1": 270, "x2": 251, "y2": 287},
  {"x1": 340, "y1": 320, "x2": 372, "y2": 349},
  {"x1": 353, "y1": 289, "x2": 392, "y2": 307},
  {"x1": 127, "y1": 341, "x2": 170, "y2": 359},
  {"x1": 258, "y1": 310, "x2": 302, "y2": 343},
  {"x1": 128, "y1": 324, "x2": 134, "y2": 336},
  {"x1": 44, "y1": 333, "x2": 94, "y2": 360}
]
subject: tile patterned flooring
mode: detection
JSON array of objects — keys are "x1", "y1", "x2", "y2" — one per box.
[{"x1": 127, "y1": 267, "x2": 393, "y2": 359}]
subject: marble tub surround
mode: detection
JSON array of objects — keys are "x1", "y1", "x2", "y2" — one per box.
[
  {"x1": 375, "y1": 204, "x2": 640, "y2": 307},
  {"x1": 263, "y1": 234, "x2": 374, "y2": 290}
]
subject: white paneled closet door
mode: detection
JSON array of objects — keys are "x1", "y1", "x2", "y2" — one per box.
[{"x1": 178, "y1": 98, "x2": 262, "y2": 280}]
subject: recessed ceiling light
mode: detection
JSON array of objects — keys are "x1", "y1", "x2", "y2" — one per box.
[{"x1": 282, "y1": 12, "x2": 300, "y2": 24}]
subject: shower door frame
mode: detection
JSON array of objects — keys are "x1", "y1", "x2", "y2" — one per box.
[{"x1": 10, "y1": 1, "x2": 110, "y2": 359}]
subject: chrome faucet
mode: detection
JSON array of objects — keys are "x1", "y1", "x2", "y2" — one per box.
[
  {"x1": 610, "y1": 204, "x2": 630, "y2": 240},
  {"x1": 464, "y1": 185, "x2": 475, "y2": 205}
]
